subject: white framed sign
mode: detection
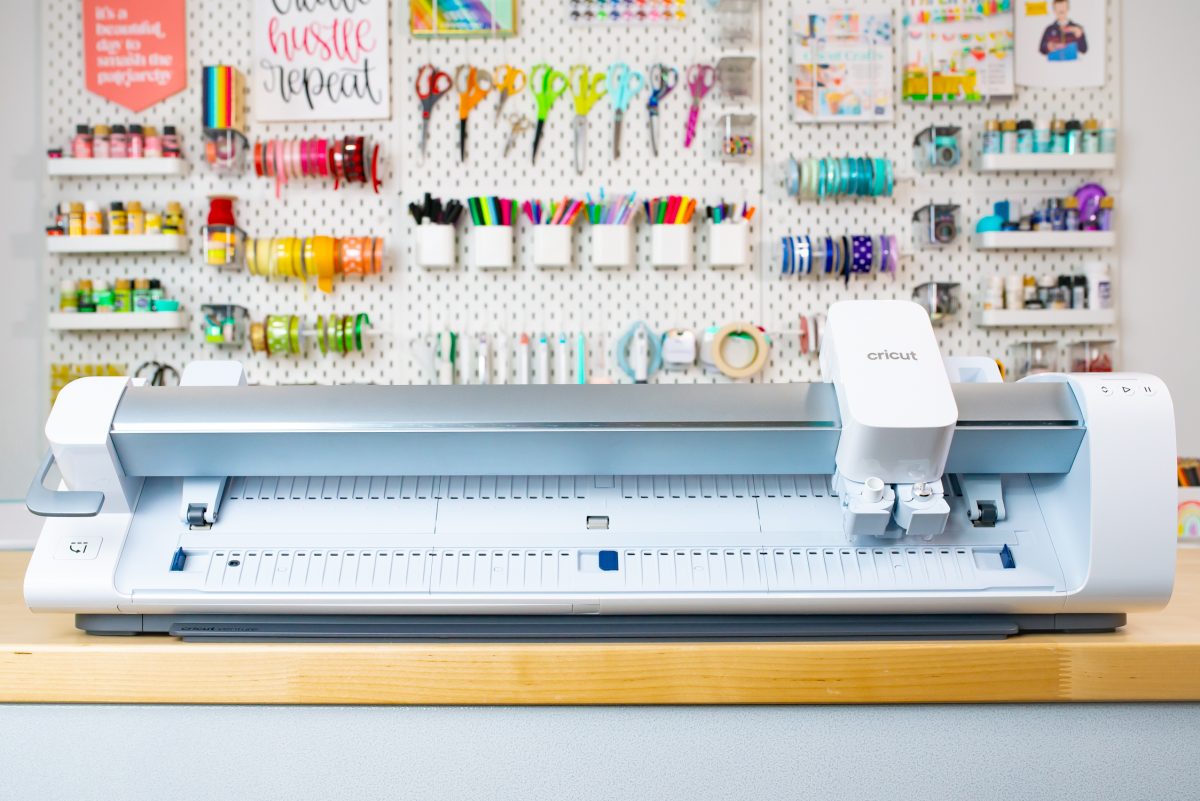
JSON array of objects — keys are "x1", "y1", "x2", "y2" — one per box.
[{"x1": 253, "y1": 0, "x2": 391, "y2": 122}]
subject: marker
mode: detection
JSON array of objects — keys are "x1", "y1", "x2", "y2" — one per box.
[
  {"x1": 535, "y1": 334, "x2": 550, "y2": 385},
  {"x1": 476, "y1": 334, "x2": 490, "y2": 384},
  {"x1": 555, "y1": 333, "x2": 571, "y2": 384},
  {"x1": 576, "y1": 332, "x2": 587, "y2": 384},
  {"x1": 436, "y1": 330, "x2": 454, "y2": 385},
  {"x1": 495, "y1": 333, "x2": 509, "y2": 385},
  {"x1": 631, "y1": 327, "x2": 649, "y2": 383}
]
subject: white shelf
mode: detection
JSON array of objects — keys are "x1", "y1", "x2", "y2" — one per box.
[
  {"x1": 977, "y1": 308, "x2": 1116, "y2": 327},
  {"x1": 974, "y1": 231, "x2": 1116, "y2": 250},
  {"x1": 978, "y1": 153, "x2": 1116, "y2": 172},
  {"x1": 48, "y1": 311, "x2": 187, "y2": 331},
  {"x1": 47, "y1": 157, "x2": 188, "y2": 177},
  {"x1": 46, "y1": 234, "x2": 188, "y2": 254}
]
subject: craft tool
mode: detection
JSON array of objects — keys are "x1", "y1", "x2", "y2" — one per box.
[
  {"x1": 493, "y1": 64, "x2": 527, "y2": 125},
  {"x1": 454, "y1": 65, "x2": 494, "y2": 162},
  {"x1": 646, "y1": 63, "x2": 678, "y2": 156},
  {"x1": 684, "y1": 63, "x2": 715, "y2": 148},
  {"x1": 416, "y1": 64, "x2": 452, "y2": 156},
  {"x1": 607, "y1": 63, "x2": 644, "y2": 159},
  {"x1": 568, "y1": 64, "x2": 607, "y2": 174},
  {"x1": 530, "y1": 64, "x2": 569, "y2": 163}
]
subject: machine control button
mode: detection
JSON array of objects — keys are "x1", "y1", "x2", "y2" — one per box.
[
  {"x1": 1119, "y1": 383, "x2": 1136, "y2": 397},
  {"x1": 1098, "y1": 384, "x2": 1113, "y2": 397},
  {"x1": 56, "y1": 535, "x2": 102, "y2": 560},
  {"x1": 1139, "y1": 383, "x2": 1157, "y2": 397}
]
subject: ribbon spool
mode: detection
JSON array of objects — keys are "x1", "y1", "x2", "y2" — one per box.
[
  {"x1": 244, "y1": 235, "x2": 383, "y2": 291},
  {"x1": 253, "y1": 135, "x2": 381, "y2": 196},
  {"x1": 249, "y1": 313, "x2": 372, "y2": 356},
  {"x1": 709, "y1": 322, "x2": 770, "y2": 380}
]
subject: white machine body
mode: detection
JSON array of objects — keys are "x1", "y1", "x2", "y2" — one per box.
[{"x1": 24, "y1": 302, "x2": 1177, "y2": 622}]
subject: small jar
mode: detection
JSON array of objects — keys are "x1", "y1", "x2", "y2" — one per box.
[
  {"x1": 1064, "y1": 120, "x2": 1083, "y2": 154},
  {"x1": 148, "y1": 279, "x2": 164, "y2": 309},
  {"x1": 113, "y1": 278, "x2": 132, "y2": 312},
  {"x1": 1051, "y1": 119, "x2": 1068, "y2": 153},
  {"x1": 68, "y1": 202, "x2": 85, "y2": 236},
  {"x1": 108, "y1": 201, "x2": 127, "y2": 235},
  {"x1": 1037, "y1": 274, "x2": 1056, "y2": 307},
  {"x1": 143, "y1": 126, "x2": 162, "y2": 158},
  {"x1": 59, "y1": 279, "x2": 78, "y2": 312},
  {"x1": 132, "y1": 278, "x2": 152, "y2": 312},
  {"x1": 71, "y1": 125, "x2": 93, "y2": 158},
  {"x1": 1022, "y1": 275, "x2": 1039, "y2": 308},
  {"x1": 1015, "y1": 120, "x2": 1034, "y2": 154},
  {"x1": 109, "y1": 124, "x2": 128, "y2": 158},
  {"x1": 128, "y1": 124, "x2": 145, "y2": 158},
  {"x1": 1063, "y1": 196, "x2": 1080, "y2": 231},
  {"x1": 1082, "y1": 119, "x2": 1100, "y2": 154},
  {"x1": 981, "y1": 119, "x2": 1002, "y2": 155},
  {"x1": 145, "y1": 213, "x2": 162, "y2": 235},
  {"x1": 83, "y1": 201, "x2": 103, "y2": 236},
  {"x1": 1072, "y1": 275, "x2": 1088, "y2": 309},
  {"x1": 1055, "y1": 276, "x2": 1073, "y2": 309},
  {"x1": 76, "y1": 279, "x2": 96, "y2": 312},
  {"x1": 92, "y1": 125, "x2": 111, "y2": 158},
  {"x1": 94, "y1": 281, "x2": 115, "y2": 313},
  {"x1": 1000, "y1": 119, "x2": 1018, "y2": 154},
  {"x1": 162, "y1": 125, "x2": 181, "y2": 158},
  {"x1": 127, "y1": 200, "x2": 145, "y2": 234}
]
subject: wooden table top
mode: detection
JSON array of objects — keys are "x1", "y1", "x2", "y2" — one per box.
[{"x1": 2, "y1": 549, "x2": 1198, "y2": 705}]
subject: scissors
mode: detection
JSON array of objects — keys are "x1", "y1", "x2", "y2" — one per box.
[
  {"x1": 416, "y1": 64, "x2": 452, "y2": 156},
  {"x1": 568, "y1": 65, "x2": 606, "y2": 175},
  {"x1": 646, "y1": 63, "x2": 678, "y2": 157},
  {"x1": 493, "y1": 64, "x2": 527, "y2": 126},
  {"x1": 504, "y1": 113, "x2": 532, "y2": 157},
  {"x1": 607, "y1": 63, "x2": 644, "y2": 160},
  {"x1": 530, "y1": 63, "x2": 568, "y2": 164},
  {"x1": 454, "y1": 65, "x2": 494, "y2": 162},
  {"x1": 684, "y1": 63, "x2": 715, "y2": 149}
]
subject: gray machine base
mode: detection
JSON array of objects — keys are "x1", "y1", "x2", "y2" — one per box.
[{"x1": 76, "y1": 613, "x2": 1126, "y2": 641}]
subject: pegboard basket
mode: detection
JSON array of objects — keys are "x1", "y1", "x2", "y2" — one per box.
[
  {"x1": 472, "y1": 226, "x2": 514, "y2": 271},
  {"x1": 591, "y1": 224, "x2": 634, "y2": 270},
  {"x1": 651, "y1": 225, "x2": 693, "y2": 269},
  {"x1": 533, "y1": 226, "x2": 573, "y2": 270},
  {"x1": 417, "y1": 223, "x2": 457, "y2": 270},
  {"x1": 708, "y1": 221, "x2": 749, "y2": 269},
  {"x1": 203, "y1": 128, "x2": 248, "y2": 174}
]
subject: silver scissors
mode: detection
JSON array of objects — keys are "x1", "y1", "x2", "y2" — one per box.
[
  {"x1": 646, "y1": 63, "x2": 678, "y2": 157},
  {"x1": 504, "y1": 113, "x2": 532, "y2": 157}
]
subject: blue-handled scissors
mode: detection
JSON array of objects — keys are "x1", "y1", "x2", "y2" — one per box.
[
  {"x1": 607, "y1": 63, "x2": 644, "y2": 160},
  {"x1": 530, "y1": 63, "x2": 568, "y2": 164},
  {"x1": 646, "y1": 63, "x2": 678, "y2": 157}
]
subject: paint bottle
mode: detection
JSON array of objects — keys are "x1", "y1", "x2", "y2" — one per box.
[
  {"x1": 128, "y1": 124, "x2": 145, "y2": 158},
  {"x1": 1034, "y1": 118, "x2": 1052, "y2": 153},
  {"x1": 1099, "y1": 120, "x2": 1117, "y2": 154},
  {"x1": 1071, "y1": 275, "x2": 1088, "y2": 309},
  {"x1": 127, "y1": 201, "x2": 145, "y2": 234},
  {"x1": 145, "y1": 212, "x2": 162, "y2": 235},
  {"x1": 148, "y1": 279, "x2": 164, "y2": 309},
  {"x1": 59, "y1": 279, "x2": 78, "y2": 312},
  {"x1": 981, "y1": 120, "x2": 1001, "y2": 155},
  {"x1": 1082, "y1": 119, "x2": 1100, "y2": 154},
  {"x1": 92, "y1": 125, "x2": 111, "y2": 158},
  {"x1": 108, "y1": 201, "x2": 128, "y2": 235},
  {"x1": 76, "y1": 279, "x2": 96, "y2": 313},
  {"x1": 1015, "y1": 120, "x2": 1034, "y2": 154},
  {"x1": 1097, "y1": 197, "x2": 1114, "y2": 231},
  {"x1": 164, "y1": 201, "x2": 185, "y2": 235},
  {"x1": 71, "y1": 125, "x2": 93, "y2": 158},
  {"x1": 109, "y1": 124, "x2": 128, "y2": 158},
  {"x1": 68, "y1": 202, "x2": 84, "y2": 236},
  {"x1": 83, "y1": 201, "x2": 103, "y2": 236},
  {"x1": 1000, "y1": 119, "x2": 1017, "y2": 154},
  {"x1": 94, "y1": 280, "x2": 115, "y2": 313},
  {"x1": 143, "y1": 126, "x2": 162, "y2": 158},
  {"x1": 1085, "y1": 262, "x2": 1112, "y2": 310},
  {"x1": 113, "y1": 278, "x2": 132, "y2": 312},
  {"x1": 162, "y1": 125, "x2": 181, "y2": 158},
  {"x1": 1051, "y1": 119, "x2": 1067, "y2": 153},
  {"x1": 132, "y1": 278, "x2": 152, "y2": 312},
  {"x1": 1063, "y1": 196, "x2": 1080, "y2": 231},
  {"x1": 1064, "y1": 120, "x2": 1083, "y2": 154}
]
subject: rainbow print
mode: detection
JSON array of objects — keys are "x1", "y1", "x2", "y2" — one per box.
[
  {"x1": 1180, "y1": 500, "x2": 1200, "y2": 542},
  {"x1": 411, "y1": 0, "x2": 516, "y2": 36},
  {"x1": 202, "y1": 65, "x2": 245, "y2": 131}
]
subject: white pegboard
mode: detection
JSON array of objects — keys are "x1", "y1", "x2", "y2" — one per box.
[{"x1": 42, "y1": 0, "x2": 1121, "y2": 388}]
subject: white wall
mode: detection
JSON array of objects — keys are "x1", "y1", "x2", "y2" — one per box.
[
  {"x1": 0, "y1": 0, "x2": 44, "y2": 504},
  {"x1": 1120, "y1": 1, "x2": 1200, "y2": 455}
]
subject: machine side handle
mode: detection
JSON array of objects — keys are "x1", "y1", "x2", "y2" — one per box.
[{"x1": 25, "y1": 450, "x2": 105, "y2": 518}]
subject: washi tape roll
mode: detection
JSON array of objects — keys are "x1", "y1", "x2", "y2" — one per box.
[{"x1": 710, "y1": 322, "x2": 769, "y2": 380}]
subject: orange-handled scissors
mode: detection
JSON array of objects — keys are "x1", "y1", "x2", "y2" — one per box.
[
  {"x1": 493, "y1": 64, "x2": 527, "y2": 126},
  {"x1": 455, "y1": 65, "x2": 494, "y2": 162}
]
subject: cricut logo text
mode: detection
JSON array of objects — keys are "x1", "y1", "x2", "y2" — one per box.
[{"x1": 867, "y1": 351, "x2": 919, "y2": 361}]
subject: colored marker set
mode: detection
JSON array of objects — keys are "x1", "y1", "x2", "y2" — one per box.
[
  {"x1": 466, "y1": 196, "x2": 518, "y2": 227},
  {"x1": 645, "y1": 195, "x2": 698, "y2": 226},
  {"x1": 522, "y1": 198, "x2": 586, "y2": 226}
]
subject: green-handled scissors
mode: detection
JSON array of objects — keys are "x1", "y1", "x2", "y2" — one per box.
[
  {"x1": 568, "y1": 65, "x2": 606, "y2": 175},
  {"x1": 530, "y1": 63, "x2": 568, "y2": 164},
  {"x1": 607, "y1": 62, "x2": 644, "y2": 160}
]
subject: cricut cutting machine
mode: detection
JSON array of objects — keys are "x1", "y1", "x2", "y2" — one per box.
[{"x1": 24, "y1": 301, "x2": 1177, "y2": 639}]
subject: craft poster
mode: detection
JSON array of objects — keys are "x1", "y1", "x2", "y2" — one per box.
[
  {"x1": 903, "y1": 0, "x2": 1015, "y2": 103},
  {"x1": 1015, "y1": 0, "x2": 1105, "y2": 87},
  {"x1": 82, "y1": 0, "x2": 186, "y2": 112},
  {"x1": 791, "y1": 8, "x2": 894, "y2": 123},
  {"x1": 411, "y1": 0, "x2": 517, "y2": 36},
  {"x1": 253, "y1": 0, "x2": 391, "y2": 121}
]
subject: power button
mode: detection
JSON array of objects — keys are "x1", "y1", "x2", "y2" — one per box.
[{"x1": 55, "y1": 535, "x2": 102, "y2": 560}]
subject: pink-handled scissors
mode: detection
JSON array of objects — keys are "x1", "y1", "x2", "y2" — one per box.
[{"x1": 684, "y1": 63, "x2": 715, "y2": 149}]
